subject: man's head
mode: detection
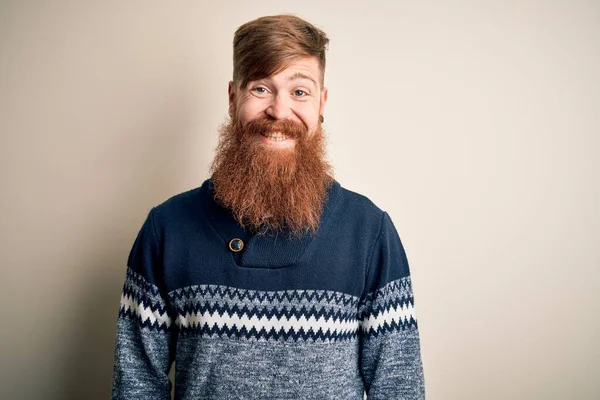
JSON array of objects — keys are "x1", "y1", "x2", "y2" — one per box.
[
  {"x1": 210, "y1": 15, "x2": 333, "y2": 237},
  {"x1": 229, "y1": 14, "x2": 329, "y2": 145}
]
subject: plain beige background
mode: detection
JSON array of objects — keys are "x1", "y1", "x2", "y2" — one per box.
[{"x1": 1, "y1": 1, "x2": 599, "y2": 399}]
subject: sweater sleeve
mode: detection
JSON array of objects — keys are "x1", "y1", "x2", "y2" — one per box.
[
  {"x1": 358, "y1": 212, "x2": 426, "y2": 399},
  {"x1": 111, "y1": 208, "x2": 176, "y2": 400}
]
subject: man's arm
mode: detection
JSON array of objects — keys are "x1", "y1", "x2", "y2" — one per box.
[
  {"x1": 358, "y1": 212, "x2": 425, "y2": 399},
  {"x1": 111, "y1": 208, "x2": 176, "y2": 400}
]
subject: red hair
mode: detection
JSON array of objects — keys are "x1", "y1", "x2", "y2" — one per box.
[{"x1": 232, "y1": 15, "x2": 329, "y2": 88}]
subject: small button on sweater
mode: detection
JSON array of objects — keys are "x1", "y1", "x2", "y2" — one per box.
[{"x1": 111, "y1": 179, "x2": 425, "y2": 399}]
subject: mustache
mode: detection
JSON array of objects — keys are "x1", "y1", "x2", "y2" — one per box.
[{"x1": 240, "y1": 118, "x2": 308, "y2": 141}]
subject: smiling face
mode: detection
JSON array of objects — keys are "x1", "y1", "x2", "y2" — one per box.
[
  {"x1": 211, "y1": 16, "x2": 333, "y2": 236},
  {"x1": 228, "y1": 56, "x2": 328, "y2": 149},
  {"x1": 210, "y1": 56, "x2": 333, "y2": 236}
]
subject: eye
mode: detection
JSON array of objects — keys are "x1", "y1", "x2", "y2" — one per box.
[
  {"x1": 252, "y1": 86, "x2": 267, "y2": 94},
  {"x1": 293, "y1": 89, "x2": 308, "y2": 97}
]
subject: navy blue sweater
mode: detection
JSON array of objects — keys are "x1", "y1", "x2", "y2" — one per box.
[{"x1": 111, "y1": 179, "x2": 425, "y2": 399}]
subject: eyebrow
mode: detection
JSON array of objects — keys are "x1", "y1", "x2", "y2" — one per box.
[{"x1": 288, "y1": 72, "x2": 318, "y2": 88}]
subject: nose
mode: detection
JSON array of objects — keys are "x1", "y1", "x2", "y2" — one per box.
[{"x1": 265, "y1": 93, "x2": 292, "y2": 120}]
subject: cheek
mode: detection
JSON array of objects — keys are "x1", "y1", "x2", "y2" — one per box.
[
  {"x1": 237, "y1": 102, "x2": 263, "y2": 125},
  {"x1": 298, "y1": 109, "x2": 320, "y2": 132}
]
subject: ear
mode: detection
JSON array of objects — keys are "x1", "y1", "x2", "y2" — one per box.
[
  {"x1": 319, "y1": 87, "x2": 328, "y2": 116},
  {"x1": 228, "y1": 80, "x2": 236, "y2": 117}
]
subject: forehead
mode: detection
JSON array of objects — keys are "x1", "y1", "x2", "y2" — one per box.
[{"x1": 258, "y1": 57, "x2": 322, "y2": 87}]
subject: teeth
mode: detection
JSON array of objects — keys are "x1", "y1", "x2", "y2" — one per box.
[{"x1": 262, "y1": 131, "x2": 289, "y2": 141}]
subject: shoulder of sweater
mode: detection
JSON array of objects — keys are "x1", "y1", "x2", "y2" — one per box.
[
  {"x1": 337, "y1": 183, "x2": 385, "y2": 219},
  {"x1": 155, "y1": 187, "x2": 202, "y2": 212},
  {"x1": 330, "y1": 183, "x2": 387, "y2": 239},
  {"x1": 148, "y1": 181, "x2": 209, "y2": 228}
]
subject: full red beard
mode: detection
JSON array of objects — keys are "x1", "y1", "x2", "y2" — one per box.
[{"x1": 210, "y1": 116, "x2": 333, "y2": 237}]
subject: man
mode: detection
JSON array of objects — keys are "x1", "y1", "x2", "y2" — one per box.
[{"x1": 111, "y1": 14, "x2": 425, "y2": 399}]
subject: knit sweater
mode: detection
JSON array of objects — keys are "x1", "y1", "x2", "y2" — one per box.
[{"x1": 111, "y1": 179, "x2": 425, "y2": 399}]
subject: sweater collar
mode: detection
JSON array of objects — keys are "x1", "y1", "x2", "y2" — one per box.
[{"x1": 201, "y1": 178, "x2": 341, "y2": 269}]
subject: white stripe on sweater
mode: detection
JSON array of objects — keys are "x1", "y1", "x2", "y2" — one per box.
[
  {"x1": 360, "y1": 303, "x2": 415, "y2": 332},
  {"x1": 120, "y1": 293, "x2": 172, "y2": 327},
  {"x1": 176, "y1": 310, "x2": 359, "y2": 335}
]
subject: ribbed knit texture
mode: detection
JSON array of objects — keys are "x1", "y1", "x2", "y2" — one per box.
[{"x1": 111, "y1": 179, "x2": 425, "y2": 399}]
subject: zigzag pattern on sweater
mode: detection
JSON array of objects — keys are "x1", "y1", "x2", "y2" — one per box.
[
  {"x1": 358, "y1": 276, "x2": 418, "y2": 339},
  {"x1": 167, "y1": 281, "x2": 416, "y2": 342},
  {"x1": 118, "y1": 272, "x2": 418, "y2": 339},
  {"x1": 117, "y1": 268, "x2": 173, "y2": 332},
  {"x1": 169, "y1": 284, "x2": 360, "y2": 343},
  {"x1": 118, "y1": 306, "x2": 172, "y2": 332},
  {"x1": 124, "y1": 267, "x2": 162, "y2": 299},
  {"x1": 178, "y1": 322, "x2": 360, "y2": 342},
  {"x1": 169, "y1": 284, "x2": 360, "y2": 309}
]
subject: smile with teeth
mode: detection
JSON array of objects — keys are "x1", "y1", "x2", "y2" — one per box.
[{"x1": 261, "y1": 131, "x2": 290, "y2": 141}]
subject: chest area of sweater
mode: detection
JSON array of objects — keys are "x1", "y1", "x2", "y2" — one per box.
[{"x1": 162, "y1": 226, "x2": 370, "y2": 297}]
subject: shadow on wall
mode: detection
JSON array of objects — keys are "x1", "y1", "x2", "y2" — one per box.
[{"x1": 57, "y1": 87, "x2": 212, "y2": 400}]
